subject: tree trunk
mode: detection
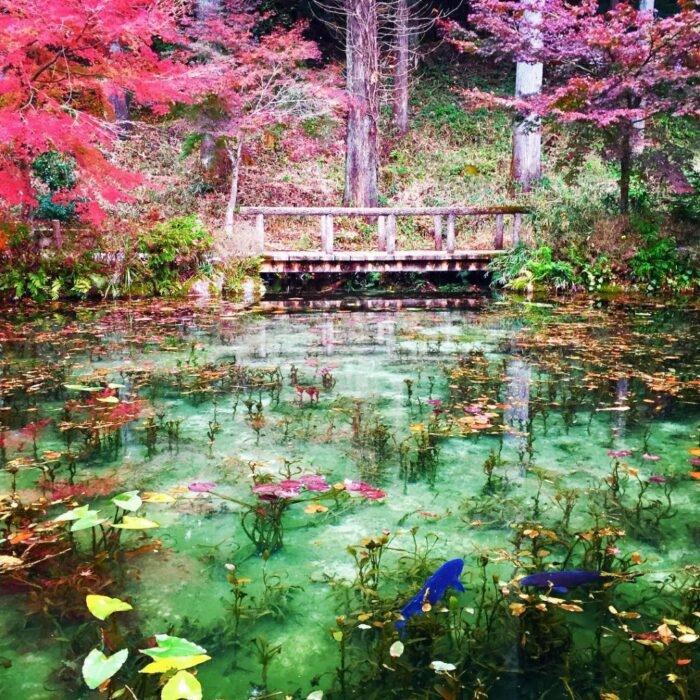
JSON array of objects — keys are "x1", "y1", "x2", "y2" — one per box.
[
  {"x1": 195, "y1": 0, "x2": 222, "y2": 20},
  {"x1": 224, "y1": 139, "x2": 243, "y2": 237},
  {"x1": 393, "y1": 0, "x2": 410, "y2": 135},
  {"x1": 511, "y1": 1, "x2": 543, "y2": 192},
  {"x1": 344, "y1": 0, "x2": 379, "y2": 207},
  {"x1": 631, "y1": 0, "x2": 655, "y2": 155},
  {"x1": 619, "y1": 126, "x2": 632, "y2": 215}
]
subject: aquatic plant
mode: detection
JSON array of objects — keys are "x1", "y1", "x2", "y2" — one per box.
[{"x1": 81, "y1": 593, "x2": 210, "y2": 698}]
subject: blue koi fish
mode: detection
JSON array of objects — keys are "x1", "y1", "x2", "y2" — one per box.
[
  {"x1": 519, "y1": 569, "x2": 604, "y2": 594},
  {"x1": 396, "y1": 558, "x2": 465, "y2": 632}
]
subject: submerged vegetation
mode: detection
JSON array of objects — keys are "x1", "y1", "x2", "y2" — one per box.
[{"x1": 0, "y1": 297, "x2": 698, "y2": 698}]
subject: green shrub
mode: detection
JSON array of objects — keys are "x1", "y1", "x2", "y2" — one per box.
[
  {"x1": 30, "y1": 151, "x2": 78, "y2": 222},
  {"x1": 629, "y1": 233, "x2": 697, "y2": 292},
  {"x1": 136, "y1": 215, "x2": 213, "y2": 295},
  {"x1": 489, "y1": 244, "x2": 579, "y2": 292}
]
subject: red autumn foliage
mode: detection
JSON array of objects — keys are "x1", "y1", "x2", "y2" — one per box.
[{"x1": 0, "y1": 0, "x2": 194, "y2": 224}]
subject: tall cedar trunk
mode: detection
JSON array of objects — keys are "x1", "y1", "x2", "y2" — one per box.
[
  {"x1": 393, "y1": 0, "x2": 410, "y2": 135},
  {"x1": 631, "y1": 0, "x2": 655, "y2": 155},
  {"x1": 511, "y1": 1, "x2": 543, "y2": 192},
  {"x1": 619, "y1": 125, "x2": 632, "y2": 215},
  {"x1": 224, "y1": 140, "x2": 243, "y2": 237},
  {"x1": 344, "y1": 0, "x2": 379, "y2": 207},
  {"x1": 195, "y1": 0, "x2": 222, "y2": 20}
]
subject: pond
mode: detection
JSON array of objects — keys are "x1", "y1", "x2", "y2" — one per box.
[{"x1": 1, "y1": 296, "x2": 698, "y2": 699}]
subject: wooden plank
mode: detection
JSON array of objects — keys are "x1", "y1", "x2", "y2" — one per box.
[
  {"x1": 259, "y1": 250, "x2": 503, "y2": 274},
  {"x1": 446, "y1": 214, "x2": 456, "y2": 254},
  {"x1": 255, "y1": 214, "x2": 265, "y2": 249},
  {"x1": 386, "y1": 214, "x2": 397, "y2": 254},
  {"x1": 320, "y1": 215, "x2": 334, "y2": 254},
  {"x1": 433, "y1": 216, "x2": 443, "y2": 251},
  {"x1": 494, "y1": 214, "x2": 504, "y2": 250},
  {"x1": 377, "y1": 215, "x2": 387, "y2": 251},
  {"x1": 513, "y1": 213, "x2": 522, "y2": 245},
  {"x1": 239, "y1": 205, "x2": 530, "y2": 217}
]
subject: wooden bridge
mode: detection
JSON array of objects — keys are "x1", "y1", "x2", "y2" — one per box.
[{"x1": 237, "y1": 205, "x2": 528, "y2": 274}]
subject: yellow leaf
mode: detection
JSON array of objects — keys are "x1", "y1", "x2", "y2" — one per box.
[
  {"x1": 141, "y1": 492, "x2": 176, "y2": 504},
  {"x1": 140, "y1": 655, "x2": 211, "y2": 674},
  {"x1": 304, "y1": 504, "x2": 328, "y2": 514},
  {"x1": 677, "y1": 634, "x2": 698, "y2": 644},
  {"x1": 509, "y1": 603, "x2": 526, "y2": 616},
  {"x1": 0, "y1": 555, "x2": 24, "y2": 570},
  {"x1": 560, "y1": 603, "x2": 583, "y2": 613}
]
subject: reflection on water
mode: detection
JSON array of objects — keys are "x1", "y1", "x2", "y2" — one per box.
[{"x1": 0, "y1": 297, "x2": 698, "y2": 699}]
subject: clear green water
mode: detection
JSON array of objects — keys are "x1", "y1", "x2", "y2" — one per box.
[{"x1": 0, "y1": 297, "x2": 698, "y2": 699}]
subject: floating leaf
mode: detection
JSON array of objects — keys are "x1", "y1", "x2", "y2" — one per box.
[
  {"x1": 82, "y1": 648, "x2": 128, "y2": 689},
  {"x1": 141, "y1": 635, "x2": 207, "y2": 660},
  {"x1": 140, "y1": 656, "x2": 211, "y2": 674},
  {"x1": 677, "y1": 633, "x2": 698, "y2": 643},
  {"x1": 560, "y1": 603, "x2": 583, "y2": 613},
  {"x1": 111, "y1": 516, "x2": 159, "y2": 530},
  {"x1": 161, "y1": 670, "x2": 202, "y2": 700},
  {"x1": 96, "y1": 396, "x2": 120, "y2": 404},
  {"x1": 389, "y1": 641, "x2": 404, "y2": 658},
  {"x1": 307, "y1": 692, "x2": 324, "y2": 700},
  {"x1": 430, "y1": 661, "x2": 457, "y2": 673},
  {"x1": 86, "y1": 594, "x2": 133, "y2": 621},
  {"x1": 71, "y1": 513, "x2": 107, "y2": 532},
  {"x1": 64, "y1": 384, "x2": 102, "y2": 392},
  {"x1": 112, "y1": 491, "x2": 143, "y2": 512},
  {"x1": 141, "y1": 492, "x2": 176, "y2": 504},
  {"x1": 304, "y1": 503, "x2": 328, "y2": 514},
  {"x1": 509, "y1": 603, "x2": 526, "y2": 616},
  {"x1": 0, "y1": 555, "x2": 24, "y2": 570},
  {"x1": 54, "y1": 505, "x2": 92, "y2": 522}
]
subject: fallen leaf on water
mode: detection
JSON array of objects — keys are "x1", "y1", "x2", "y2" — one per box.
[
  {"x1": 389, "y1": 641, "x2": 404, "y2": 658},
  {"x1": 304, "y1": 504, "x2": 328, "y2": 514}
]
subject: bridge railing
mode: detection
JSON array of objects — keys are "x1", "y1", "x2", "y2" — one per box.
[{"x1": 236, "y1": 205, "x2": 529, "y2": 255}]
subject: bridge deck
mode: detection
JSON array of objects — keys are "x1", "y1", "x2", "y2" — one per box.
[{"x1": 261, "y1": 249, "x2": 504, "y2": 274}]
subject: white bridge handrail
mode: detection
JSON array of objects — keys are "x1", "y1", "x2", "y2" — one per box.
[{"x1": 235, "y1": 204, "x2": 528, "y2": 254}]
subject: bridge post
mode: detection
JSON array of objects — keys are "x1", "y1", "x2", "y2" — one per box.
[
  {"x1": 386, "y1": 214, "x2": 397, "y2": 254},
  {"x1": 255, "y1": 214, "x2": 265, "y2": 250},
  {"x1": 512, "y1": 213, "x2": 522, "y2": 245},
  {"x1": 446, "y1": 214, "x2": 456, "y2": 254},
  {"x1": 321, "y1": 215, "x2": 334, "y2": 254},
  {"x1": 433, "y1": 216, "x2": 443, "y2": 251},
  {"x1": 377, "y1": 215, "x2": 387, "y2": 251},
  {"x1": 494, "y1": 214, "x2": 504, "y2": 249}
]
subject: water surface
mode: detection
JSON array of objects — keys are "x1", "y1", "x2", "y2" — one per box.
[{"x1": 1, "y1": 296, "x2": 698, "y2": 699}]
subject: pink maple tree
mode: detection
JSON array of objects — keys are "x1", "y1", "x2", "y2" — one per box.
[
  {"x1": 0, "y1": 0, "x2": 193, "y2": 225},
  {"x1": 182, "y1": 1, "x2": 340, "y2": 234},
  {"x1": 444, "y1": 0, "x2": 700, "y2": 212}
]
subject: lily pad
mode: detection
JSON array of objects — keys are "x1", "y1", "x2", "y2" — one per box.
[
  {"x1": 86, "y1": 594, "x2": 133, "y2": 621},
  {"x1": 82, "y1": 648, "x2": 128, "y2": 689},
  {"x1": 112, "y1": 491, "x2": 143, "y2": 512},
  {"x1": 161, "y1": 670, "x2": 202, "y2": 700},
  {"x1": 111, "y1": 515, "x2": 159, "y2": 530}
]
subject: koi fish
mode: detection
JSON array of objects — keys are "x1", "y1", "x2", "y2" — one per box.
[
  {"x1": 519, "y1": 569, "x2": 604, "y2": 594},
  {"x1": 396, "y1": 559, "x2": 465, "y2": 632}
]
